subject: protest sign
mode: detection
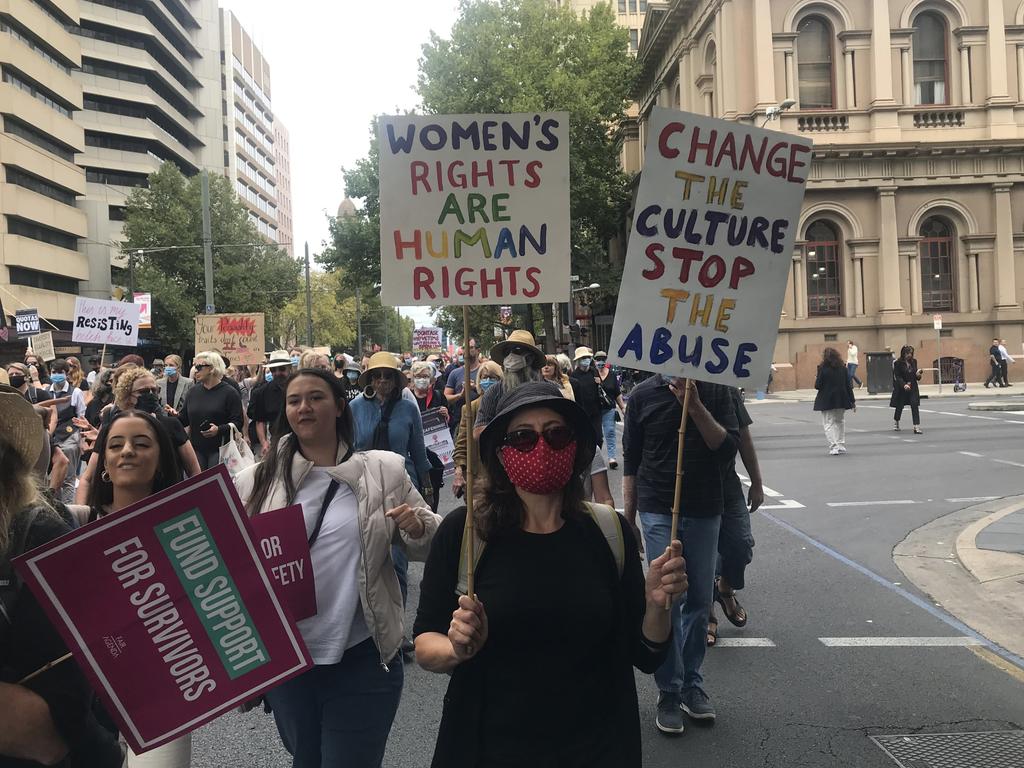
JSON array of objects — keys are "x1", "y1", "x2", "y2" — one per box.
[
  {"x1": 607, "y1": 107, "x2": 812, "y2": 388},
  {"x1": 29, "y1": 331, "x2": 55, "y2": 362},
  {"x1": 194, "y1": 313, "x2": 265, "y2": 366},
  {"x1": 422, "y1": 408, "x2": 456, "y2": 478},
  {"x1": 249, "y1": 505, "x2": 317, "y2": 622},
  {"x1": 14, "y1": 466, "x2": 312, "y2": 754},
  {"x1": 72, "y1": 297, "x2": 140, "y2": 347},
  {"x1": 15, "y1": 308, "x2": 39, "y2": 337},
  {"x1": 413, "y1": 326, "x2": 443, "y2": 353},
  {"x1": 378, "y1": 112, "x2": 571, "y2": 306},
  {"x1": 134, "y1": 292, "x2": 152, "y2": 329}
]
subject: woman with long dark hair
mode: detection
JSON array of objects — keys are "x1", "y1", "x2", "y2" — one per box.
[
  {"x1": 813, "y1": 347, "x2": 856, "y2": 455},
  {"x1": 234, "y1": 369, "x2": 439, "y2": 768},
  {"x1": 890, "y1": 345, "x2": 923, "y2": 434},
  {"x1": 414, "y1": 381, "x2": 688, "y2": 768}
]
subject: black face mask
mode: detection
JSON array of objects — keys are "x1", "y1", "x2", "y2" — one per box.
[
  {"x1": 334, "y1": 360, "x2": 344, "y2": 369},
  {"x1": 135, "y1": 392, "x2": 161, "y2": 414},
  {"x1": 8, "y1": 374, "x2": 25, "y2": 389}
]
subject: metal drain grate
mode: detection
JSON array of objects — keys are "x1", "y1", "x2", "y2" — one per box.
[{"x1": 871, "y1": 731, "x2": 1024, "y2": 767}]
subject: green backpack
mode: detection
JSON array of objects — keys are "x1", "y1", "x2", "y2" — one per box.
[{"x1": 456, "y1": 502, "x2": 625, "y2": 596}]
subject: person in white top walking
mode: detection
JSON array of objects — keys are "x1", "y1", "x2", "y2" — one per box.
[
  {"x1": 846, "y1": 340, "x2": 862, "y2": 389},
  {"x1": 998, "y1": 339, "x2": 1015, "y2": 387}
]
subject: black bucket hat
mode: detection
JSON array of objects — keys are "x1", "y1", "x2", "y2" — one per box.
[{"x1": 479, "y1": 381, "x2": 596, "y2": 472}]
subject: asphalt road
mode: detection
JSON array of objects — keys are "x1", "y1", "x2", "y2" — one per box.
[{"x1": 192, "y1": 395, "x2": 1024, "y2": 767}]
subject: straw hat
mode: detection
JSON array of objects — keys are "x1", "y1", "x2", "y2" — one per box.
[
  {"x1": 0, "y1": 383, "x2": 45, "y2": 470},
  {"x1": 573, "y1": 346, "x2": 594, "y2": 362},
  {"x1": 265, "y1": 349, "x2": 293, "y2": 369},
  {"x1": 490, "y1": 330, "x2": 544, "y2": 370},
  {"x1": 358, "y1": 351, "x2": 402, "y2": 388}
]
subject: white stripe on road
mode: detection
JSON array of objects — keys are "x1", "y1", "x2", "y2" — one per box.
[
  {"x1": 758, "y1": 499, "x2": 806, "y2": 510},
  {"x1": 713, "y1": 638, "x2": 776, "y2": 647},
  {"x1": 826, "y1": 500, "x2": 918, "y2": 507},
  {"x1": 967, "y1": 415, "x2": 1000, "y2": 420},
  {"x1": 819, "y1": 637, "x2": 982, "y2": 647},
  {"x1": 959, "y1": 451, "x2": 983, "y2": 457},
  {"x1": 939, "y1": 411, "x2": 961, "y2": 417},
  {"x1": 945, "y1": 496, "x2": 999, "y2": 503},
  {"x1": 993, "y1": 459, "x2": 1024, "y2": 468},
  {"x1": 737, "y1": 474, "x2": 782, "y2": 497}
]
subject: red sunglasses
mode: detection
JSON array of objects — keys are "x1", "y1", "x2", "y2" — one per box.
[{"x1": 502, "y1": 425, "x2": 575, "y2": 453}]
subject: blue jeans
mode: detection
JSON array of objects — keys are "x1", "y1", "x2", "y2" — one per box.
[
  {"x1": 717, "y1": 486, "x2": 754, "y2": 590},
  {"x1": 264, "y1": 638, "x2": 403, "y2": 768},
  {"x1": 601, "y1": 409, "x2": 617, "y2": 461},
  {"x1": 847, "y1": 362, "x2": 861, "y2": 386},
  {"x1": 640, "y1": 511, "x2": 721, "y2": 694}
]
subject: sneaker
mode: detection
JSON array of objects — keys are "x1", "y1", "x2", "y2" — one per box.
[
  {"x1": 609, "y1": 458, "x2": 619, "y2": 469},
  {"x1": 656, "y1": 692, "x2": 685, "y2": 734},
  {"x1": 681, "y1": 687, "x2": 716, "y2": 721},
  {"x1": 829, "y1": 446, "x2": 840, "y2": 455},
  {"x1": 837, "y1": 445, "x2": 847, "y2": 454},
  {"x1": 893, "y1": 422, "x2": 900, "y2": 431}
]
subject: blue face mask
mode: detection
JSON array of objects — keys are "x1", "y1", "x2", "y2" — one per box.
[
  {"x1": 346, "y1": 371, "x2": 360, "y2": 383},
  {"x1": 164, "y1": 366, "x2": 177, "y2": 378},
  {"x1": 479, "y1": 378, "x2": 497, "y2": 392},
  {"x1": 50, "y1": 373, "x2": 66, "y2": 386},
  {"x1": 265, "y1": 372, "x2": 274, "y2": 383},
  {"x1": 291, "y1": 356, "x2": 300, "y2": 366}
]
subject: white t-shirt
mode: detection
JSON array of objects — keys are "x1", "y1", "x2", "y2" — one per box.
[{"x1": 292, "y1": 468, "x2": 371, "y2": 664}]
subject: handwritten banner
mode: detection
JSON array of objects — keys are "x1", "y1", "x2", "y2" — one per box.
[
  {"x1": 413, "y1": 326, "x2": 443, "y2": 352},
  {"x1": 14, "y1": 467, "x2": 311, "y2": 755},
  {"x1": 72, "y1": 297, "x2": 140, "y2": 347},
  {"x1": 249, "y1": 505, "x2": 317, "y2": 622},
  {"x1": 378, "y1": 113, "x2": 571, "y2": 306},
  {"x1": 422, "y1": 408, "x2": 456, "y2": 478},
  {"x1": 29, "y1": 331, "x2": 55, "y2": 362},
  {"x1": 607, "y1": 107, "x2": 812, "y2": 388},
  {"x1": 194, "y1": 313, "x2": 265, "y2": 366},
  {"x1": 133, "y1": 292, "x2": 152, "y2": 329}
]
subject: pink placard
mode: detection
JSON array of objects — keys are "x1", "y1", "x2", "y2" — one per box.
[
  {"x1": 249, "y1": 505, "x2": 317, "y2": 621},
  {"x1": 14, "y1": 466, "x2": 311, "y2": 754}
]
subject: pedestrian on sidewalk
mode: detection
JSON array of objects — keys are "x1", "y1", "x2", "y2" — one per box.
[
  {"x1": 814, "y1": 348, "x2": 856, "y2": 455},
  {"x1": 846, "y1": 340, "x2": 862, "y2": 388},
  {"x1": 985, "y1": 338, "x2": 1003, "y2": 388},
  {"x1": 414, "y1": 383, "x2": 687, "y2": 767},
  {"x1": 890, "y1": 345, "x2": 923, "y2": 434},
  {"x1": 594, "y1": 351, "x2": 626, "y2": 469},
  {"x1": 998, "y1": 339, "x2": 1014, "y2": 386},
  {"x1": 623, "y1": 376, "x2": 740, "y2": 734}
]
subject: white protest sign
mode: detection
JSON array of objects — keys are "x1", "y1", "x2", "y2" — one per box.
[
  {"x1": 378, "y1": 113, "x2": 570, "y2": 306},
  {"x1": 30, "y1": 332, "x2": 55, "y2": 362},
  {"x1": 134, "y1": 292, "x2": 152, "y2": 329},
  {"x1": 72, "y1": 297, "x2": 141, "y2": 346},
  {"x1": 608, "y1": 107, "x2": 812, "y2": 388},
  {"x1": 413, "y1": 326, "x2": 443, "y2": 352},
  {"x1": 422, "y1": 408, "x2": 456, "y2": 478}
]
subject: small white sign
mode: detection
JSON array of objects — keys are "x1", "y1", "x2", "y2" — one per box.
[
  {"x1": 30, "y1": 331, "x2": 55, "y2": 362},
  {"x1": 932, "y1": 314, "x2": 942, "y2": 330},
  {"x1": 133, "y1": 292, "x2": 152, "y2": 329},
  {"x1": 72, "y1": 297, "x2": 140, "y2": 346}
]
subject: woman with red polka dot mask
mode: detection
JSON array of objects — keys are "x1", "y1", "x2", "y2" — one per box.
[{"x1": 413, "y1": 381, "x2": 688, "y2": 768}]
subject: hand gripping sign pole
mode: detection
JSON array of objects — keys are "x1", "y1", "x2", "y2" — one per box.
[{"x1": 461, "y1": 306, "x2": 477, "y2": 597}]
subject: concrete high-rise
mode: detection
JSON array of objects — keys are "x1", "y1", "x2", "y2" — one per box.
[
  {"x1": 273, "y1": 117, "x2": 292, "y2": 257},
  {"x1": 0, "y1": 0, "x2": 87, "y2": 329}
]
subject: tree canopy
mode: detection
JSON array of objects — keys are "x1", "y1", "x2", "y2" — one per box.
[{"x1": 121, "y1": 163, "x2": 301, "y2": 354}]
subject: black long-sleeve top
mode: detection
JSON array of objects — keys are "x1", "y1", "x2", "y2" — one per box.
[
  {"x1": 622, "y1": 376, "x2": 739, "y2": 517},
  {"x1": 414, "y1": 507, "x2": 668, "y2": 768},
  {"x1": 177, "y1": 380, "x2": 243, "y2": 456}
]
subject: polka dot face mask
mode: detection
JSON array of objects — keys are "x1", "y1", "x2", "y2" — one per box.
[{"x1": 500, "y1": 426, "x2": 577, "y2": 495}]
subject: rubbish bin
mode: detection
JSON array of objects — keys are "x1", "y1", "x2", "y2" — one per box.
[{"x1": 866, "y1": 352, "x2": 894, "y2": 395}]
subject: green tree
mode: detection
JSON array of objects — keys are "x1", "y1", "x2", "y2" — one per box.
[
  {"x1": 275, "y1": 270, "x2": 358, "y2": 351},
  {"x1": 321, "y1": 0, "x2": 635, "y2": 350},
  {"x1": 121, "y1": 163, "x2": 301, "y2": 353}
]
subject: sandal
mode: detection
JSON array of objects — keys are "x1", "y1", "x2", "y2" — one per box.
[
  {"x1": 715, "y1": 580, "x2": 748, "y2": 628},
  {"x1": 706, "y1": 614, "x2": 719, "y2": 648}
]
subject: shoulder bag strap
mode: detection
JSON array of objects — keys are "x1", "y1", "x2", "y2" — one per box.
[
  {"x1": 307, "y1": 479, "x2": 341, "y2": 549},
  {"x1": 583, "y1": 501, "x2": 625, "y2": 577}
]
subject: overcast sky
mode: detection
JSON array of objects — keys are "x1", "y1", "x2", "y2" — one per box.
[{"x1": 222, "y1": 0, "x2": 462, "y2": 327}]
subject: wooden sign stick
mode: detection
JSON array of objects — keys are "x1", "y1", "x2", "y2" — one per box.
[
  {"x1": 461, "y1": 305, "x2": 477, "y2": 598},
  {"x1": 19, "y1": 652, "x2": 72, "y2": 684},
  {"x1": 666, "y1": 379, "x2": 692, "y2": 610}
]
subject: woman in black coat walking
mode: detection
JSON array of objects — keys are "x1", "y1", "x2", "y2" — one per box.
[
  {"x1": 890, "y1": 345, "x2": 923, "y2": 434},
  {"x1": 813, "y1": 347, "x2": 856, "y2": 455}
]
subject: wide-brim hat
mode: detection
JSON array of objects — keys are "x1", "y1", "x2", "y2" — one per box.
[
  {"x1": 490, "y1": 330, "x2": 544, "y2": 369},
  {"x1": 0, "y1": 383, "x2": 44, "y2": 470},
  {"x1": 358, "y1": 351, "x2": 402, "y2": 388},
  {"x1": 573, "y1": 346, "x2": 594, "y2": 362},
  {"x1": 343, "y1": 361, "x2": 361, "y2": 374},
  {"x1": 265, "y1": 349, "x2": 292, "y2": 369},
  {"x1": 479, "y1": 381, "x2": 596, "y2": 473},
  {"x1": 594, "y1": 351, "x2": 608, "y2": 360}
]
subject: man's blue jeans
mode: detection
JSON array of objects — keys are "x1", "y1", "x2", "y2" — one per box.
[
  {"x1": 601, "y1": 409, "x2": 617, "y2": 461},
  {"x1": 847, "y1": 362, "x2": 861, "y2": 386},
  {"x1": 640, "y1": 511, "x2": 721, "y2": 694}
]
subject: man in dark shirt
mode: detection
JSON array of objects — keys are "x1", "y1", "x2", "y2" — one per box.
[
  {"x1": 249, "y1": 351, "x2": 291, "y2": 456},
  {"x1": 622, "y1": 375, "x2": 739, "y2": 733},
  {"x1": 985, "y1": 338, "x2": 1004, "y2": 388},
  {"x1": 569, "y1": 347, "x2": 604, "y2": 448}
]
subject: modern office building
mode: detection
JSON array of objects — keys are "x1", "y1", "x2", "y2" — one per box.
[
  {"x1": 0, "y1": 0, "x2": 87, "y2": 332},
  {"x1": 219, "y1": 8, "x2": 289, "y2": 251},
  {"x1": 273, "y1": 117, "x2": 292, "y2": 257},
  {"x1": 619, "y1": 0, "x2": 1024, "y2": 388}
]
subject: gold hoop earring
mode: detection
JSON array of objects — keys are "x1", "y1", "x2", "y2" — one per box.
[{"x1": 100, "y1": 470, "x2": 111, "y2": 483}]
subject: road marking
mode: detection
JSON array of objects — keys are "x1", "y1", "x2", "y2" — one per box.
[
  {"x1": 819, "y1": 636, "x2": 982, "y2": 647},
  {"x1": 1007, "y1": 421, "x2": 1024, "y2": 425},
  {"x1": 993, "y1": 459, "x2": 1024, "y2": 468},
  {"x1": 713, "y1": 638, "x2": 776, "y2": 647},
  {"x1": 903, "y1": 438, "x2": 918, "y2": 443},
  {"x1": 945, "y1": 496, "x2": 999, "y2": 503},
  {"x1": 737, "y1": 474, "x2": 781, "y2": 497},
  {"x1": 826, "y1": 500, "x2": 918, "y2": 507},
  {"x1": 967, "y1": 415, "x2": 999, "y2": 420},
  {"x1": 759, "y1": 499, "x2": 806, "y2": 510},
  {"x1": 939, "y1": 411, "x2": 961, "y2": 417},
  {"x1": 959, "y1": 451, "x2": 983, "y2": 457}
]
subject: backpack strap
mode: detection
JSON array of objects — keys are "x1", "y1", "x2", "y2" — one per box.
[
  {"x1": 455, "y1": 502, "x2": 625, "y2": 596},
  {"x1": 583, "y1": 501, "x2": 625, "y2": 578}
]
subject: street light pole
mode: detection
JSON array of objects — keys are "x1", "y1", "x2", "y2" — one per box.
[
  {"x1": 304, "y1": 241, "x2": 314, "y2": 347},
  {"x1": 201, "y1": 170, "x2": 214, "y2": 314}
]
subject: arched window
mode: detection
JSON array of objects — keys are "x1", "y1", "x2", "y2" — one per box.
[
  {"x1": 912, "y1": 12, "x2": 948, "y2": 105},
  {"x1": 797, "y1": 16, "x2": 834, "y2": 109},
  {"x1": 919, "y1": 216, "x2": 955, "y2": 311},
  {"x1": 703, "y1": 43, "x2": 717, "y2": 117},
  {"x1": 805, "y1": 220, "x2": 841, "y2": 316}
]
